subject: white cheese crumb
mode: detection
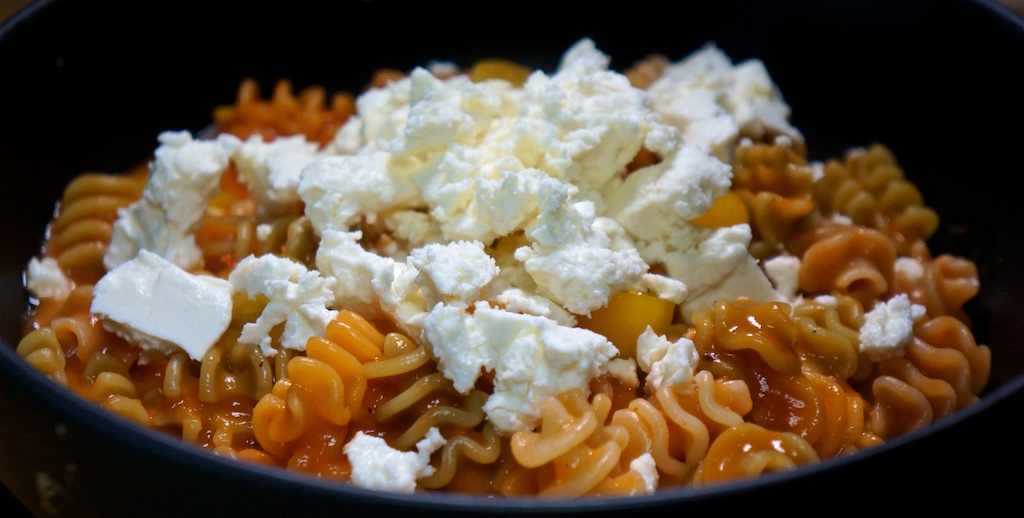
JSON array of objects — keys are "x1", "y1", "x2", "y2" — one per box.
[
  {"x1": 629, "y1": 453, "x2": 659, "y2": 494},
  {"x1": 344, "y1": 427, "x2": 446, "y2": 493},
  {"x1": 646, "y1": 224, "x2": 779, "y2": 322},
  {"x1": 641, "y1": 273, "x2": 688, "y2": 304},
  {"x1": 605, "y1": 357, "x2": 640, "y2": 388},
  {"x1": 635, "y1": 326, "x2": 699, "y2": 393},
  {"x1": 228, "y1": 254, "x2": 338, "y2": 356},
  {"x1": 858, "y1": 293, "x2": 927, "y2": 361},
  {"x1": 488, "y1": 288, "x2": 577, "y2": 328},
  {"x1": 104, "y1": 131, "x2": 241, "y2": 272},
  {"x1": 894, "y1": 256, "x2": 925, "y2": 283},
  {"x1": 314, "y1": 229, "x2": 427, "y2": 337},
  {"x1": 422, "y1": 302, "x2": 617, "y2": 434},
  {"x1": 24, "y1": 257, "x2": 73, "y2": 301},
  {"x1": 408, "y1": 240, "x2": 498, "y2": 307},
  {"x1": 764, "y1": 254, "x2": 802, "y2": 303},
  {"x1": 298, "y1": 151, "x2": 418, "y2": 234},
  {"x1": 606, "y1": 144, "x2": 732, "y2": 250},
  {"x1": 648, "y1": 43, "x2": 803, "y2": 162},
  {"x1": 516, "y1": 199, "x2": 648, "y2": 316},
  {"x1": 380, "y1": 210, "x2": 444, "y2": 257},
  {"x1": 322, "y1": 115, "x2": 364, "y2": 155},
  {"x1": 232, "y1": 134, "x2": 320, "y2": 216},
  {"x1": 90, "y1": 250, "x2": 232, "y2": 361}
]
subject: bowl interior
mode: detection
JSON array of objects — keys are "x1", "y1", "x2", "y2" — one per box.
[{"x1": 2, "y1": 0, "x2": 1024, "y2": 515}]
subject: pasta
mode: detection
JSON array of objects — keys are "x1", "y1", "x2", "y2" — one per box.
[{"x1": 12, "y1": 40, "x2": 993, "y2": 499}]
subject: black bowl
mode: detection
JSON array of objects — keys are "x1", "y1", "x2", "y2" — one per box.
[{"x1": 2, "y1": 0, "x2": 1023, "y2": 516}]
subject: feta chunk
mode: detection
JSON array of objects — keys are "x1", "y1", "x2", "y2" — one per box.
[
  {"x1": 90, "y1": 250, "x2": 232, "y2": 361},
  {"x1": 517, "y1": 37, "x2": 679, "y2": 192},
  {"x1": 380, "y1": 210, "x2": 444, "y2": 257},
  {"x1": 645, "y1": 224, "x2": 779, "y2": 322},
  {"x1": 488, "y1": 288, "x2": 577, "y2": 327},
  {"x1": 641, "y1": 273, "x2": 688, "y2": 304},
  {"x1": 422, "y1": 302, "x2": 617, "y2": 434},
  {"x1": 648, "y1": 44, "x2": 803, "y2": 162},
  {"x1": 228, "y1": 254, "x2": 338, "y2": 356},
  {"x1": 298, "y1": 151, "x2": 419, "y2": 234},
  {"x1": 894, "y1": 256, "x2": 925, "y2": 283},
  {"x1": 408, "y1": 240, "x2": 498, "y2": 307},
  {"x1": 232, "y1": 134, "x2": 320, "y2": 216},
  {"x1": 605, "y1": 357, "x2": 640, "y2": 388},
  {"x1": 517, "y1": 198, "x2": 648, "y2": 316},
  {"x1": 629, "y1": 453, "x2": 659, "y2": 495},
  {"x1": 344, "y1": 427, "x2": 446, "y2": 493},
  {"x1": 105, "y1": 131, "x2": 241, "y2": 272},
  {"x1": 859, "y1": 293, "x2": 927, "y2": 361},
  {"x1": 606, "y1": 144, "x2": 732, "y2": 248},
  {"x1": 764, "y1": 254, "x2": 802, "y2": 303},
  {"x1": 635, "y1": 326, "x2": 699, "y2": 393},
  {"x1": 314, "y1": 229, "x2": 427, "y2": 336},
  {"x1": 24, "y1": 257, "x2": 73, "y2": 301}
]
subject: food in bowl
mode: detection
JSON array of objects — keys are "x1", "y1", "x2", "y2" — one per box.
[{"x1": 12, "y1": 38, "x2": 990, "y2": 498}]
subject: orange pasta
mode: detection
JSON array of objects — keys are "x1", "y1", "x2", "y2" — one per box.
[{"x1": 12, "y1": 43, "x2": 992, "y2": 499}]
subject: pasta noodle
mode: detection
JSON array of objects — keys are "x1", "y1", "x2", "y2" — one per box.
[{"x1": 11, "y1": 43, "x2": 994, "y2": 500}]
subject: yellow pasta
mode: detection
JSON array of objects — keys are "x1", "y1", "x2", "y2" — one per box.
[
  {"x1": 731, "y1": 141, "x2": 817, "y2": 259},
  {"x1": 46, "y1": 170, "x2": 147, "y2": 285},
  {"x1": 694, "y1": 422, "x2": 819, "y2": 484},
  {"x1": 812, "y1": 143, "x2": 939, "y2": 255},
  {"x1": 11, "y1": 46, "x2": 995, "y2": 499}
]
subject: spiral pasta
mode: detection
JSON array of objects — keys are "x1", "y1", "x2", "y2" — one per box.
[
  {"x1": 812, "y1": 143, "x2": 939, "y2": 255},
  {"x1": 45, "y1": 169, "x2": 148, "y2": 286},
  {"x1": 13, "y1": 46, "x2": 994, "y2": 499},
  {"x1": 731, "y1": 141, "x2": 817, "y2": 259}
]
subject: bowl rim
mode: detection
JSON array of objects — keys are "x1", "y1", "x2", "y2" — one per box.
[
  {"x1": 2, "y1": 0, "x2": 1024, "y2": 511},
  {"x1": 4, "y1": 323, "x2": 1023, "y2": 512}
]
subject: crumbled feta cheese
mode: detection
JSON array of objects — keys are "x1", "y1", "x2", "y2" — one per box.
[
  {"x1": 645, "y1": 224, "x2": 779, "y2": 322},
  {"x1": 90, "y1": 250, "x2": 232, "y2": 361},
  {"x1": 648, "y1": 44, "x2": 803, "y2": 162},
  {"x1": 314, "y1": 229, "x2": 427, "y2": 336},
  {"x1": 858, "y1": 293, "x2": 927, "y2": 361},
  {"x1": 895, "y1": 256, "x2": 925, "y2": 283},
  {"x1": 344, "y1": 427, "x2": 446, "y2": 493},
  {"x1": 314, "y1": 229, "x2": 393, "y2": 320},
  {"x1": 641, "y1": 273, "x2": 688, "y2": 304},
  {"x1": 427, "y1": 60, "x2": 459, "y2": 78},
  {"x1": 635, "y1": 326, "x2": 699, "y2": 393},
  {"x1": 523, "y1": 38, "x2": 679, "y2": 192},
  {"x1": 764, "y1": 254, "x2": 802, "y2": 303},
  {"x1": 606, "y1": 144, "x2": 732, "y2": 249},
  {"x1": 232, "y1": 134, "x2": 320, "y2": 216},
  {"x1": 323, "y1": 115, "x2": 364, "y2": 155},
  {"x1": 24, "y1": 257, "x2": 72, "y2": 301},
  {"x1": 401, "y1": 74, "x2": 529, "y2": 243},
  {"x1": 629, "y1": 453, "x2": 659, "y2": 495},
  {"x1": 408, "y1": 240, "x2": 498, "y2": 307},
  {"x1": 298, "y1": 151, "x2": 419, "y2": 234},
  {"x1": 516, "y1": 199, "x2": 648, "y2": 316},
  {"x1": 488, "y1": 288, "x2": 577, "y2": 327},
  {"x1": 422, "y1": 302, "x2": 617, "y2": 434},
  {"x1": 605, "y1": 357, "x2": 639, "y2": 388},
  {"x1": 255, "y1": 223, "x2": 273, "y2": 242},
  {"x1": 104, "y1": 131, "x2": 241, "y2": 272},
  {"x1": 380, "y1": 210, "x2": 444, "y2": 257},
  {"x1": 228, "y1": 254, "x2": 338, "y2": 356},
  {"x1": 354, "y1": 76, "x2": 414, "y2": 153}
]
